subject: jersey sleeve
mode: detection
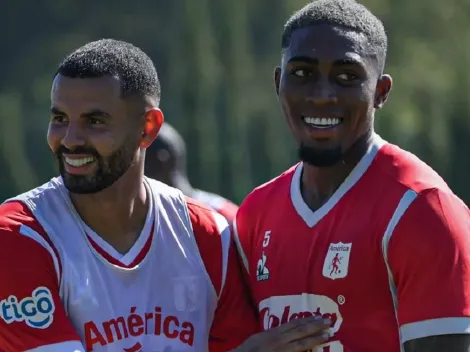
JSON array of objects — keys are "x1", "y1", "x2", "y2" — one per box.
[
  {"x1": 186, "y1": 198, "x2": 259, "y2": 352},
  {"x1": 0, "y1": 201, "x2": 85, "y2": 352},
  {"x1": 385, "y1": 188, "x2": 470, "y2": 344}
]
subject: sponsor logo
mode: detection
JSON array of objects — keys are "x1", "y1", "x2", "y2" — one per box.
[
  {"x1": 256, "y1": 252, "x2": 270, "y2": 281},
  {"x1": 84, "y1": 306, "x2": 195, "y2": 351},
  {"x1": 259, "y1": 294, "x2": 344, "y2": 351},
  {"x1": 0, "y1": 286, "x2": 55, "y2": 329},
  {"x1": 256, "y1": 231, "x2": 271, "y2": 281}
]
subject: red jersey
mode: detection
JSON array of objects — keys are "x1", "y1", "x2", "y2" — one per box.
[
  {"x1": 191, "y1": 189, "x2": 238, "y2": 225},
  {"x1": 0, "y1": 178, "x2": 257, "y2": 351},
  {"x1": 234, "y1": 134, "x2": 470, "y2": 352}
]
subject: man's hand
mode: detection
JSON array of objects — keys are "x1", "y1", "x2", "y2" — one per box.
[{"x1": 232, "y1": 315, "x2": 332, "y2": 352}]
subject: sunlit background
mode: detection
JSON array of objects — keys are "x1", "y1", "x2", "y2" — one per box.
[{"x1": 1, "y1": 0, "x2": 469, "y2": 205}]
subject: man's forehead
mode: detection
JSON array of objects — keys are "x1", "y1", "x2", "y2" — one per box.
[
  {"x1": 51, "y1": 74, "x2": 122, "y2": 109},
  {"x1": 283, "y1": 24, "x2": 372, "y2": 63},
  {"x1": 52, "y1": 74, "x2": 120, "y2": 97}
]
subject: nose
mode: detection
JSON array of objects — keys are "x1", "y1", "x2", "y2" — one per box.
[
  {"x1": 61, "y1": 121, "x2": 86, "y2": 150},
  {"x1": 306, "y1": 77, "x2": 338, "y2": 105}
]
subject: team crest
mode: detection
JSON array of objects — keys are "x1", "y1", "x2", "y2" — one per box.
[{"x1": 322, "y1": 242, "x2": 352, "y2": 280}]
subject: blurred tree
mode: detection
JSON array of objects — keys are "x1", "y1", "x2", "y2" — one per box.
[{"x1": 0, "y1": 0, "x2": 468, "y2": 205}]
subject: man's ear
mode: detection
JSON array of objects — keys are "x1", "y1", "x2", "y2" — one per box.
[
  {"x1": 374, "y1": 74, "x2": 392, "y2": 109},
  {"x1": 140, "y1": 108, "x2": 164, "y2": 148},
  {"x1": 274, "y1": 66, "x2": 282, "y2": 97}
]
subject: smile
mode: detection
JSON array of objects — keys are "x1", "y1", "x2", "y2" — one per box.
[
  {"x1": 302, "y1": 116, "x2": 343, "y2": 129},
  {"x1": 64, "y1": 156, "x2": 95, "y2": 167}
]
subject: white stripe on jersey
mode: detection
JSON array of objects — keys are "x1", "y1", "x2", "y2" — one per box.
[
  {"x1": 19, "y1": 224, "x2": 61, "y2": 286},
  {"x1": 233, "y1": 219, "x2": 249, "y2": 275},
  {"x1": 211, "y1": 211, "x2": 231, "y2": 299},
  {"x1": 381, "y1": 189, "x2": 418, "y2": 351}
]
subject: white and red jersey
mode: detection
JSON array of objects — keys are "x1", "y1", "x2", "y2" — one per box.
[
  {"x1": 0, "y1": 177, "x2": 258, "y2": 352},
  {"x1": 234, "y1": 133, "x2": 470, "y2": 352},
  {"x1": 190, "y1": 190, "x2": 238, "y2": 225}
]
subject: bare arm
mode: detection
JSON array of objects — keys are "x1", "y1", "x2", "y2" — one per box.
[{"x1": 405, "y1": 334, "x2": 470, "y2": 352}]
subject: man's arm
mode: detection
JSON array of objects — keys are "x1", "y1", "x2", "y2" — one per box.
[
  {"x1": 386, "y1": 188, "x2": 470, "y2": 352},
  {"x1": 0, "y1": 201, "x2": 84, "y2": 351},
  {"x1": 186, "y1": 198, "x2": 259, "y2": 352}
]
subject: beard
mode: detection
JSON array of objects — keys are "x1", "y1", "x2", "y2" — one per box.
[
  {"x1": 298, "y1": 143, "x2": 344, "y2": 167},
  {"x1": 55, "y1": 137, "x2": 138, "y2": 194}
]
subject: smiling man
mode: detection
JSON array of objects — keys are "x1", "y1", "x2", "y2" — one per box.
[
  {"x1": 233, "y1": 0, "x2": 470, "y2": 351},
  {"x1": 0, "y1": 39, "x2": 260, "y2": 351}
]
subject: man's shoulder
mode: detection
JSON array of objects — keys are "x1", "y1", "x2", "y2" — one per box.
[
  {"x1": 0, "y1": 200, "x2": 38, "y2": 232},
  {"x1": 375, "y1": 142, "x2": 450, "y2": 194},
  {"x1": 402, "y1": 186, "x2": 468, "y2": 230},
  {"x1": 0, "y1": 179, "x2": 67, "y2": 262},
  {"x1": 191, "y1": 189, "x2": 238, "y2": 223},
  {"x1": 0, "y1": 200, "x2": 61, "y2": 274},
  {"x1": 1, "y1": 178, "x2": 65, "y2": 227},
  {"x1": 185, "y1": 196, "x2": 229, "y2": 239}
]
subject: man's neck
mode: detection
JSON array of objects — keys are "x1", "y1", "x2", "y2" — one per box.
[
  {"x1": 69, "y1": 169, "x2": 149, "y2": 254},
  {"x1": 301, "y1": 132, "x2": 374, "y2": 211}
]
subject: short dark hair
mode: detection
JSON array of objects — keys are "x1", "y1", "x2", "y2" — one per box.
[
  {"x1": 56, "y1": 39, "x2": 161, "y2": 101},
  {"x1": 282, "y1": 0, "x2": 387, "y2": 71}
]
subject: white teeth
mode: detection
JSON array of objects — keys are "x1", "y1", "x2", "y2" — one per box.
[
  {"x1": 64, "y1": 156, "x2": 94, "y2": 167},
  {"x1": 303, "y1": 117, "x2": 342, "y2": 128}
]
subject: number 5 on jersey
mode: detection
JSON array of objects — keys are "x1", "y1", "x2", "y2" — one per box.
[
  {"x1": 262, "y1": 231, "x2": 271, "y2": 248},
  {"x1": 257, "y1": 231, "x2": 271, "y2": 282}
]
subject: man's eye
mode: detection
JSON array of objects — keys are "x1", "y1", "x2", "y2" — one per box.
[
  {"x1": 51, "y1": 115, "x2": 67, "y2": 123},
  {"x1": 337, "y1": 73, "x2": 358, "y2": 81},
  {"x1": 293, "y1": 69, "x2": 312, "y2": 78},
  {"x1": 86, "y1": 117, "x2": 104, "y2": 125}
]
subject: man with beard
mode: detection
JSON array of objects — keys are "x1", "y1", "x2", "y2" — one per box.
[
  {"x1": 144, "y1": 122, "x2": 239, "y2": 224},
  {"x1": 233, "y1": 0, "x2": 470, "y2": 351},
  {"x1": 0, "y1": 39, "x2": 267, "y2": 352}
]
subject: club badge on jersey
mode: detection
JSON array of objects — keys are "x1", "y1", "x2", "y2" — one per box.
[{"x1": 322, "y1": 242, "x2": 352, "y2": 280}]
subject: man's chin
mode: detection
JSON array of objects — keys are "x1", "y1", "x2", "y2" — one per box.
[
  {"x1": 61, "y1": 173, "x2": 102, "y2": 194},
  {"x1": 298, "y1": 144, "x2": 343, "y2": 167}
]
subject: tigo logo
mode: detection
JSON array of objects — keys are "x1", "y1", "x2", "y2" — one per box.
[{"x1": 0, "y1": 286, "x2": 55, "y2": 329}]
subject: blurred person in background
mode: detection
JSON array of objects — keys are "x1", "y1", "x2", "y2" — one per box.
[
  {"x1": 233, "y1": 0, "x2": 470, "y2": 351},
  {"x1": 0, "y1": 39, "x2": 260, "y2": 352},
  {"x1": 144, "y1": 122, "x2": 238, "y2": 224}
]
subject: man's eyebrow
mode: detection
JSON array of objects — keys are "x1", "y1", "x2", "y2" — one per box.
[
  {"x1": 286, "y1": 56, "x2": 365, "y2": 68},
  {"x1": 81, "y1": 109, "x2": 111, "y2": 119},
  {"x1": 333, "y1": 58, "x2": 363, "y2": 66},
  {"x1": 287, "y1": 56, "x2": 319, "y2": 65},
  {"x1": 50, "y1": 107, "x2": 64, "y2": 115}
]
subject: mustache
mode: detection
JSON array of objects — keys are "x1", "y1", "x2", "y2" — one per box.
[{"x1": 56, "y1": 145, "x2": 100, "y2": 158}]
